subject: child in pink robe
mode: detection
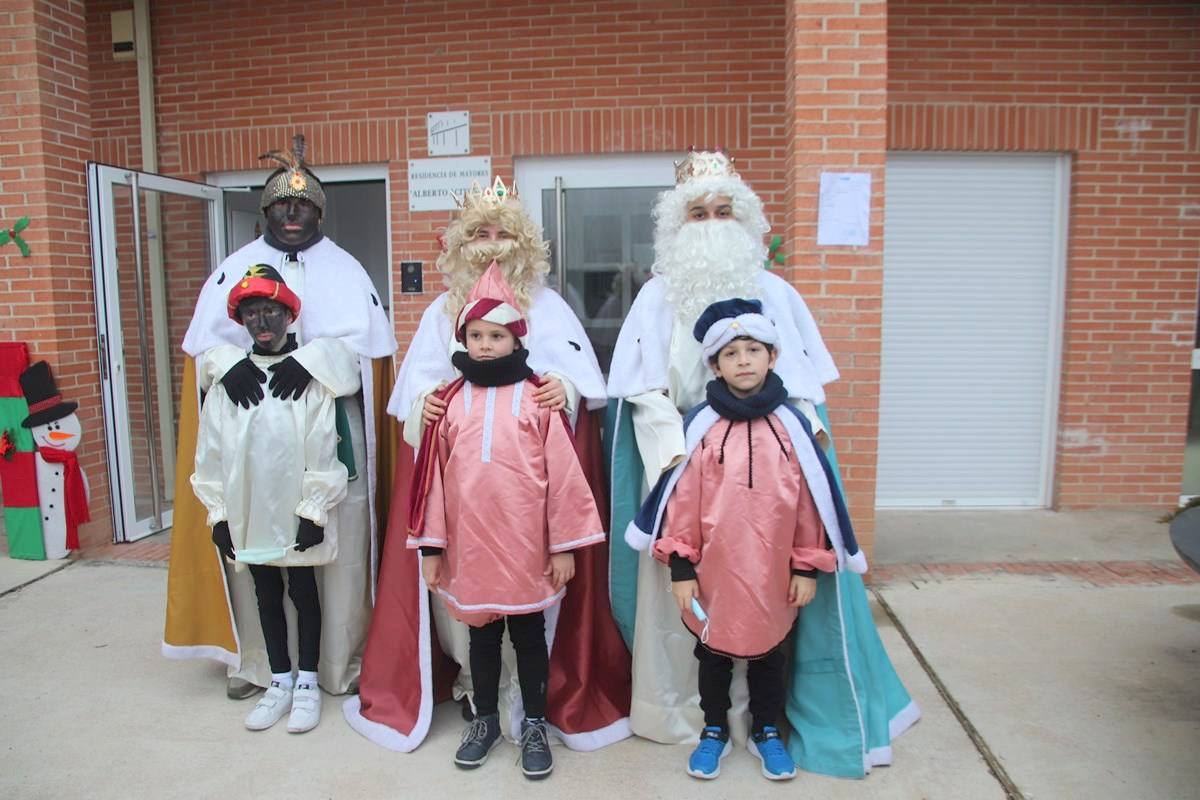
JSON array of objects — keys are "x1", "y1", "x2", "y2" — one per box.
[
  {"x1": 651, "y1": 298, "x2": 837, "y2": 781},
  {"x1": 407, "y1": 262, "x2": 604, "y2": 780}
]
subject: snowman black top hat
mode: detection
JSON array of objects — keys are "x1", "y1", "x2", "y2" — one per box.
[{"x1": 20, "y1": 361, "x2": 78, "y2": 428}]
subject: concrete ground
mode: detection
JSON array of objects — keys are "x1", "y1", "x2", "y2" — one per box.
[{"x1": 1, "y1": 509, "x2": 1198, "y2": 799}]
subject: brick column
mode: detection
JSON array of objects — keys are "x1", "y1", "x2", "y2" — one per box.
[
  {"x1": 0, "y1": 0, "x2": 106, "y2": 545},
  {"x1": 784, "y1": 1, "x2": 887, "y2": 554}
]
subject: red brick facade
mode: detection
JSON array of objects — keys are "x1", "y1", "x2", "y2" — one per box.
[
  {"x1": 1, "y1": 0, "x2": 1196, "y2": 550},
  {"x1": 890, "y1": 0, "x2": 1200, "y2": 507}
]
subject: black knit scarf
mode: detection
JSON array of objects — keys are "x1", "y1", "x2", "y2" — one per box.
[
  {"x1": 705, "y1": 371, "x2": 787, "y2": 421},
  {"x1": 452, "y1": 348, "x2": 534, "y2": 387},
  {"x1": 252, "y1": 333, "x2": 299, "y2": 357},
  {"x1": 263, "y1": 228, "x2": 325, "y2": 259}
]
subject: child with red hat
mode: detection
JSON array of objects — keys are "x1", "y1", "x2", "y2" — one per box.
[
  {"x1": 407, "y1": 261, "x2": 605, "y2": 779},
  {"x1": 191, "y1": 264, "x2": 354, "y2": 734}
]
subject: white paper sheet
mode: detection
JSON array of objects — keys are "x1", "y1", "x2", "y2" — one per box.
[{"x1": 817, "y1": 172, "x2": 871, "y2": 246}]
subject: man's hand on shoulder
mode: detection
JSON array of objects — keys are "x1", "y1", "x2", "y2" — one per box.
[
  {"x1": 221, "y1": 357, "x2": 266, "y2": 408},
  {"x1": 268, "y1": 356, "x2": 313, "y2": 401}
]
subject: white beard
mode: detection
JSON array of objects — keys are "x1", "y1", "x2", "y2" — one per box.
[{"x1": 653, "y1": 220, "x2": 763, "y2": 326}]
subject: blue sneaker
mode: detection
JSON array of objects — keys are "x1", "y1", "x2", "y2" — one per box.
[
  {"x1": 748, "y1": 726, "x2": 797, "y2": 780},
  {"x1": 687, "y1": 726, "x2": 731, "y2": 779}
]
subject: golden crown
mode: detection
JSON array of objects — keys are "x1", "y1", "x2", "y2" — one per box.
[
  {"x1": 453, "y1": 175, "x2": 520, "y2": 211},
  {"x1": 674, "y1": 148, "x2": 739, "y2": 184}
]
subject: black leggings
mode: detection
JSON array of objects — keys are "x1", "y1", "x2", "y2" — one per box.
[
  {"x1": 248, "y1": 564, "x2": 320, "y2": 674},
  {"x1": 468, "y1": 612, "x2": 548, "y2": 719},
  {"x1": 695, "y1": 641, "x2": 787, "y2": 734}
]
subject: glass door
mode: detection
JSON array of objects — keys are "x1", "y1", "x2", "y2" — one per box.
[
  {"x1": 516, "y1": 155, "x2": 674, "y2": 372},
  {"x1": 87, "y1": 164, "x2": 226, "y2": 541}
]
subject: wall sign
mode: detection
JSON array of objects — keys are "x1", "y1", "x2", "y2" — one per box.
[
  {"x1": 427, "y1": 111, "x2": 470, "y2": 156},
  {"x1": 408, "y1": 156, "x2": 491, "y2": 212}
]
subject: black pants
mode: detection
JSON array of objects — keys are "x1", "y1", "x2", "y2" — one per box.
[
  {"x1": 468, "y1": 612, "x2": 548, "y2": 719},
  {"x1": 248, "y1": 564, "x2": 321, "y2": 674},
  {"x1": 695, "y1": 641, "x2": 787, "y2": 734}
]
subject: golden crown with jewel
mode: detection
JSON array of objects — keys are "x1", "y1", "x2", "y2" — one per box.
[
  {"x1": 453, "y1": 176, "x2": 520, "y2": 212},
  {"x1": 674, "y1": 148, "x2": 740, "y2": 185}
]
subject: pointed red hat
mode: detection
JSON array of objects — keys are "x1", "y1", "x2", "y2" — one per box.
[{"x1": 455, "y1": 260, "x2": 527, "y2": 343}]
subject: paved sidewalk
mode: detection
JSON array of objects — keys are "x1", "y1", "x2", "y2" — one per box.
[{"x1": 3, "y1": 509, "x2": 1199, "y2": 798}]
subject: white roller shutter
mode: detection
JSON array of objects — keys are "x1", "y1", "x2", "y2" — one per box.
[{"x1": 877, "y1": 153, "x2": 1068, "y2": 507}]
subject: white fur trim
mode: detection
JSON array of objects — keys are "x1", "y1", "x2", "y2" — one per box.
[
  {"x1": 550, "y1": 716, "x2": 634, "y2": 752},
  {"x1": 160, "y1": 642, "x2": 238, "y2": 668},
  {"x1": 624, "y1": 520, "x2": 654, "y2": 552},
  {"x1": 888, "y1": 699, "x2": 921, "y2": 741},
  {"x1": 342, "y1": 553, "x2": 434, "y2": 752},
  {"x1": 845, "y1": 549, "x2": 869, "y2": 575}
]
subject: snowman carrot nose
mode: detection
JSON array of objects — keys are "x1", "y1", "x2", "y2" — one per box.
[{"x1": 47, "y1": 431, "x2": 74, "y2": 441}]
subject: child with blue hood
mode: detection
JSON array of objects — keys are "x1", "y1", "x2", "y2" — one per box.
[{"x1": 626, "y1": 298, "x2": 918, "y2": 781}]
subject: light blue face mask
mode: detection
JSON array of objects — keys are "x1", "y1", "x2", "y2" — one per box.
[
  {"x1": 235, "y1": 543, "x2": 297, "y2": 565},
  {"x1": 690, "y1": 598, "x2": 711, "y2": 644}
]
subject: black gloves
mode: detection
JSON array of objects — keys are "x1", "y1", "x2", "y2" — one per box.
[
  {"x1": 268, "y1": 356, "x2": 313, "y2": 401},
  {"x1": 212, "y1": 521, "x2": 235, "y2": 560},
  {"x1": 295, "y1": 518, "x2": 325, "y2": 552},
  {"x1": 221, "y1": 357, "x2": 266, "y2": 408}
]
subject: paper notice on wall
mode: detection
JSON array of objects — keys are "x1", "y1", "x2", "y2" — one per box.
[{"x1": 817, "y1": 172, "x2": 871, "y2": 246}]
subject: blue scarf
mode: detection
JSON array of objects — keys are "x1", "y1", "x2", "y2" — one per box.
[{"x1": 705, "y1": 371, "x2": 788, "y2": 421}]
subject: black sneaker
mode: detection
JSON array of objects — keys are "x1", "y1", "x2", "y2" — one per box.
[
  {"x1": 454, "y1": 712, "x2": 501, "y2": 769},
  {"x1": 517, "y1": 717, "x2": 553, "y2": 780}
]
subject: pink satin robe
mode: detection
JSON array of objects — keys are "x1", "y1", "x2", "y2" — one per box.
[
  {"x1": 652, "y1": 412, "x2": 837, "y2": 658},
  {"x1": 409, "y1": 379, "x2": 605, "y2": 627}
]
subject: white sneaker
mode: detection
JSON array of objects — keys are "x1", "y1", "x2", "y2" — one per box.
[
  {"x1": 287, "y1": 682, "x2": 321, "y2": 733},
  {"x1": 244, "y1": 682, "x2": 292, "y2": 731}
]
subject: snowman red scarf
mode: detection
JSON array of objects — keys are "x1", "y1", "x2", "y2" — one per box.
[{"x1": 37, "y1": 446, "x2": 89, "y2": 549}]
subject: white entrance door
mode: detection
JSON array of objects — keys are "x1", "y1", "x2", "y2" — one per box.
[
  {"x1": 876, "y1": 153, "x2": 1069, "y2": 507},
  {"x1": 515, "y1": 155, "x2": 675, "y2": 372},
  {"x1": 87, "y1": 164, "x2": 226, "y2": 540}
]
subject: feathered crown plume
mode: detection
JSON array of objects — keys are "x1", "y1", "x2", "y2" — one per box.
[{"x1": 258, "y1": 133, "x2": 326, "y2": 212}]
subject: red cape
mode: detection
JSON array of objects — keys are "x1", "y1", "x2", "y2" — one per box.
[{"x1": 345, "y1": 405, "x2": 631, "y2": 750}]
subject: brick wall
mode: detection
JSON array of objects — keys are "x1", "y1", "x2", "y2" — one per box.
[
  {"x1": 0, "y1": 0, "x2": 107, "y2": 546},
  {"x1": 785, "y1": 0, "x2": 888, "y2": 548},
  {"x1": 82, "y1": 0, "x2": 804, "y2": 542},
  {"x1": 889, "y1": 0, "x2": 1200, "y2": 507},
  {"x1": 33, "y1": 0, "x2": 1196, "y2": 549}
]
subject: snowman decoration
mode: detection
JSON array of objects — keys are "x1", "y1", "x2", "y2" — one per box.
[{"x1": 20, "y1": 361, "x2": 89, "y2": 558}]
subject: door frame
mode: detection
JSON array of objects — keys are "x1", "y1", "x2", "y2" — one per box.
[
  {"x1": 205, "y1": 164, "x2": 394, "y2": 328},
  {"x1": 877, "y1": 152, "x2": 1070, "y2": 508},
  {"x1": 87, "y1": 163, "x2": 226, "y2": 541},
  {"x1": 515, "y1": 153, "x2": 677, "y2": 233}
]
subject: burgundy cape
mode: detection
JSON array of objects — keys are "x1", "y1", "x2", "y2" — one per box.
[{"x1": 344, "y1": 392, "x2": 632, "y2": 751}]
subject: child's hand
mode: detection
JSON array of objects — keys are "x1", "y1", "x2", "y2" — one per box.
[
  {"x1": 422, "y1": 384, "x2": 448, "y2": 426},
  {"x1": 672, "y1": 579, "x2": 699, "y2": 614},
  {"x1": 421, "y1": 554, "x2": 442, "y2": 590},
  {"x1": 544, "y1": 552, "x2": 575, "y2": 589},
  {"x1": 533, "y1": 377, "x2": 567, "y2": 411},
  {"x1": 788, "y1": 575, "x2": 817, "y2": 608}
]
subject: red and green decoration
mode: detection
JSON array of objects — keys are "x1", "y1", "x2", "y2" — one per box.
[
  {"x1": 764, "y1": 234, "x2": 785, "y2": 269},
  {"x1": 0, "y1": 342, "x2": 45, "y2": 559},
  {"x1": 0, "y1": 217, "x2": 31, "y2": 257}
]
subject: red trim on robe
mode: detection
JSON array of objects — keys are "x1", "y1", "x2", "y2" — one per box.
[{"x1": 37, "y1": 447, "x2": 88, "y2": 550}]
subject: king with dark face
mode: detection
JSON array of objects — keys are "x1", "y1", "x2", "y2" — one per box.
[
  {"x1": 265, "y1": 197, "x2": 321, "y2": 250},
  {"x1": 259, "y1": 134, "x2": 327, "y2": 253}
]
